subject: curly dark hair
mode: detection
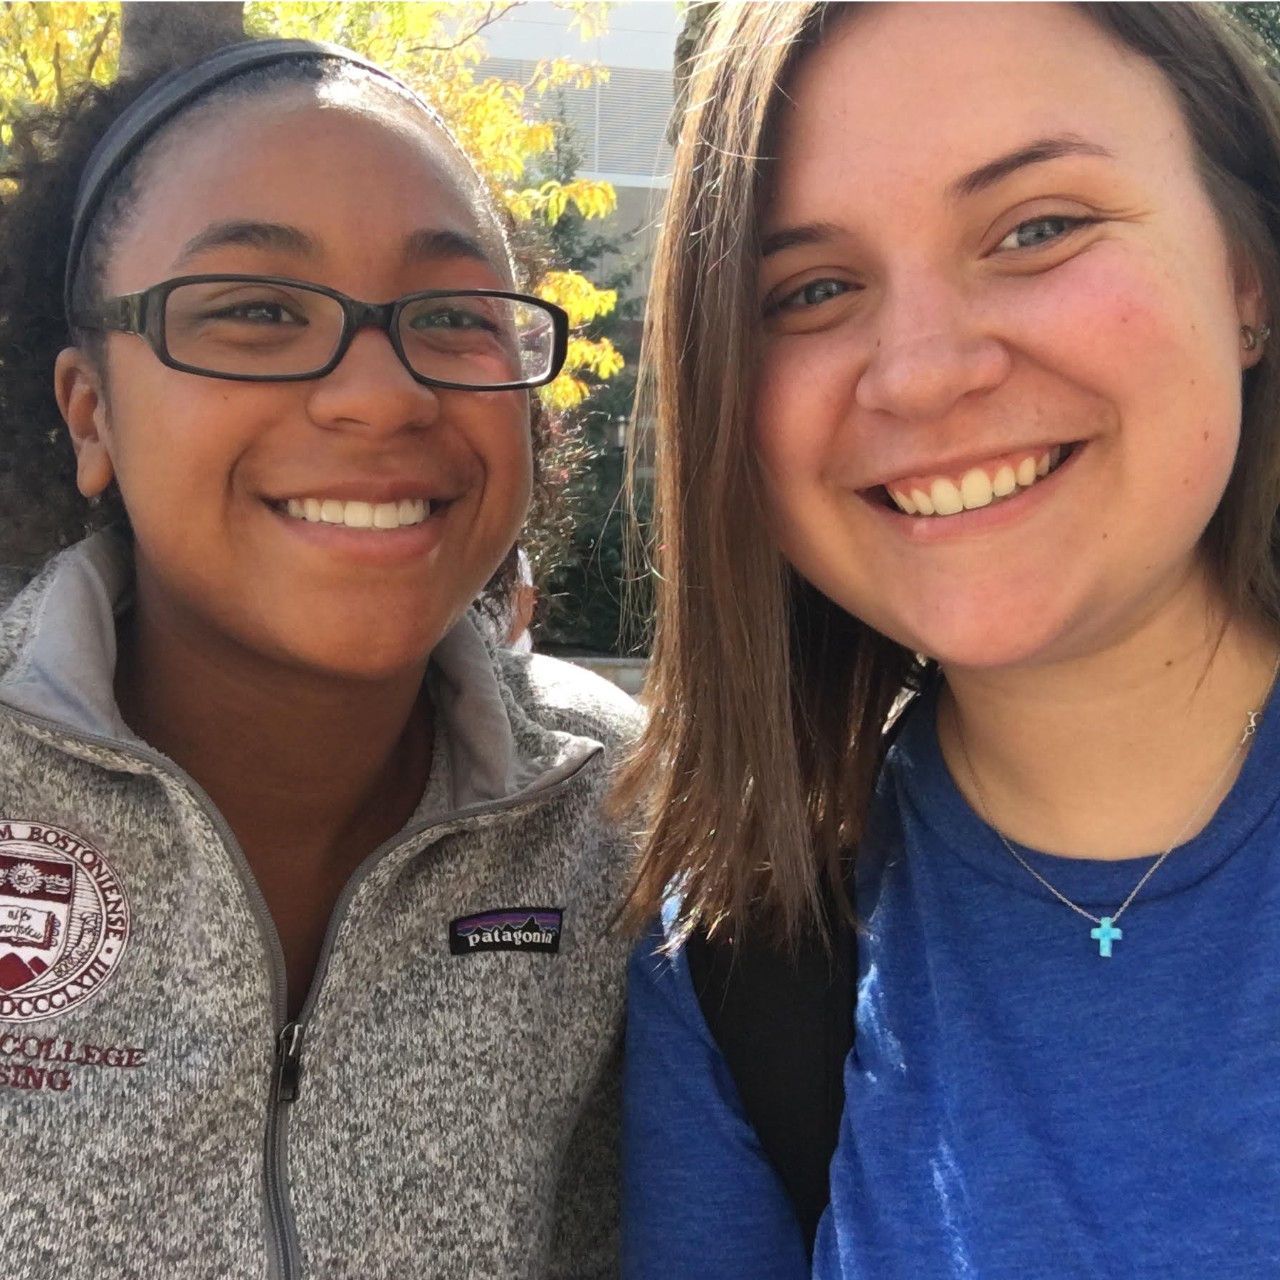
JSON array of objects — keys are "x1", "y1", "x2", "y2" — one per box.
[{"x1": 0, "y1": 51, "x2": 569, "y2": 615}]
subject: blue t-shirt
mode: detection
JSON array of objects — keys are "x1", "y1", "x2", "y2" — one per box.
[{"x1": 623, "y1": 682, "x2": 1280, "y2": 1278}]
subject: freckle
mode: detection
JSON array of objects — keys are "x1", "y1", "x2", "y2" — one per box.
[
  {"x1": 1101, "y1": 531, "x2": 1108, "y2": 540},
  {"x1": 1165, "y1": 658, "x2": 1174, "y2": 667},
  {"x1": 1203, "y1": 430, "x2": 1209, "y2": 442}
]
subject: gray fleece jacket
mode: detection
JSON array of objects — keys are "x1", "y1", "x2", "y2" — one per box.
[{"x1": 0, "y1": 533, "x2": 642, "y2": 1280}]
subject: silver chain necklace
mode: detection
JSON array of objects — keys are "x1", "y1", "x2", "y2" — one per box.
[{"x1": 952, "y1": 657, "x2": 1279, "y2": 957}]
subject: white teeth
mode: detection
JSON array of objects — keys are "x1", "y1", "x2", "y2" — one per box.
[
  {"x1": 282, "y1": 497, "x2": 430, "y2": 530},
  {"x1": 959, "y1": 468, "x2": 993, "y2": 510},
  {"x1": 930, "y1": 477, "x2": 964, "y2": 516},
  {"x1": 887, "y1": 448, "x2": 1070, "y2": 519},
  {"x1": 344, "y1": 501, "x2": 373, "y2": 529}
]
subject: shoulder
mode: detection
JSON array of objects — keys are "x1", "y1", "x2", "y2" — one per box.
[
  {"x1": 497, "y1": 649, "x2": 646, "y2": 757},
  {"x1": 0, "y1": 557, "x2": 55, "y2": 677}
]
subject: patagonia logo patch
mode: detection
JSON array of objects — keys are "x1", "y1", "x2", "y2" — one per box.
[{"x1": 449, "y1": 908, "x2": 562, "y2": 956}]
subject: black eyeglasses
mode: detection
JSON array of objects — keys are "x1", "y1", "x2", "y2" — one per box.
[{"x1": 72, "y1": 274, "x2": 570, "y2": 391}]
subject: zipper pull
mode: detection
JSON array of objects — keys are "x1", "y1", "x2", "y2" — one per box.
[{"x1": 276, "y1": 1021, "x2": 305, "y2": 1103}]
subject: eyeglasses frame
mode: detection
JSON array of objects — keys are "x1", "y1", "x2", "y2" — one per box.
[{"x1": 72, "y1": 273, "x2": 570, "y2": 392}]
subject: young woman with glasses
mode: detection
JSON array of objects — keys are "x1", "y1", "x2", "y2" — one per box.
[
  {"x1": 0, "y1": 39, "x2": 637, "y2": 1277},
  {"x1": 619, "y1": 3, "x2": 1280, "y2": 1276}
]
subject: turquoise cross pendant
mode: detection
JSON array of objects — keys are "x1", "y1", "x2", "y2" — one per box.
[{"x1": 1090, "y1": 916, "x2": 1122, "y2": 957}]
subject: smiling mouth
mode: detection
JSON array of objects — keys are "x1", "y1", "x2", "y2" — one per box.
[
  {"x1": 879, "y1": 444, "x2": 1077, "y2": 517},
  {"x1": 272, "y1": 497, "x2": 438, "y2": 530}
]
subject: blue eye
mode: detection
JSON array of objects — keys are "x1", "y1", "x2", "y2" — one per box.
[
  {"x1": 797, "y1": 279, "x2": 847, "y2": 307},
  {"x1": 998, "y1": 215, "x2": 1093, "y2": 251},
  {"x1": 769, "y1": 278, "x2": 852, "y2": 315}
]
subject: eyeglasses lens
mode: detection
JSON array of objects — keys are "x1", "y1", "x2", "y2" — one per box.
[
  {"x1": 163, "y1": 281, "x2": 341, "y2": 378},
  {"x1": 398, "y1": 294, "x2": 554, "y2": 386}
]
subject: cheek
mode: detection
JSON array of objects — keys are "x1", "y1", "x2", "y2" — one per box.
[
  {"x1": 1010, "y1": 238, "x2": 1243, "y2": 410},
  {"x1": 752, "y1": 338, "x2": 853, "y2": 495}
]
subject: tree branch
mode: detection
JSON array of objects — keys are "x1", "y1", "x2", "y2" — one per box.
[
  {"x1": 407, "y1": 2, "x2": 517, "y2": 54},
  {"x1": 82, "y1": 13, "x2": 117, "y2": 84},
  {"x1": 17, "y1": 45, "x2": 38, "y2": 94}
]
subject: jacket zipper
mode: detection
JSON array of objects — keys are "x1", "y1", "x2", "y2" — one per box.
[
  {"x1": 3, "y1": 703, "x2": 600, "y2": 1280},
  {"x1": 266, "y1": 1022, "x2": 306, "y2": 1280}
]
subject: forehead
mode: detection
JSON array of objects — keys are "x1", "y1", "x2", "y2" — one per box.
[
  {"x1": 768, "y1": 3, "x2": 1191, "y2": 222},
  {"x1": 108, "y1": 87, "x2": 507, "y2": 289}
]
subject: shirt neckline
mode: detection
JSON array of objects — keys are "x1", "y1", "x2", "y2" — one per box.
[{"x1": 891, "y1": 672, "x2": 1280, "y2": 909}]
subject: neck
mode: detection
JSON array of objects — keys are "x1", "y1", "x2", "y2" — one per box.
[
  {"x1": 114, "y1": 598, "x2": 432, "y2": 876},
  {"x1": 938, "y1": 587, "x2": 1279, "y2": 861}
]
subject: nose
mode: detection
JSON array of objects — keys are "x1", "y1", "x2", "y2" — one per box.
[
  {"x1": 304, "y1": 325, "x2": 440, "y2": 436},
  {"x1": 855, "y1": 272, "x2": 1011, "y2": 422}
]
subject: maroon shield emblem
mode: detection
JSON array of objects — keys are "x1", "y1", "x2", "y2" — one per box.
[{"x1": 0, "y1": 822, "x2": 129, "y2": 1023}]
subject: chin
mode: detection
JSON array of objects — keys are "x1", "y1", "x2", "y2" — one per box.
[
  {"x1": 250, "y1": 614, "x2": 452, "y2": 686},
  {"x1": 874, "y1": 609, "x2": 1080, "y2": 674}
]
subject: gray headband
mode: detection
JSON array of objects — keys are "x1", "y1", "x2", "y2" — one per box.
[{"x1": 63, "y1": 38, "x2": 430, "y2": 321}]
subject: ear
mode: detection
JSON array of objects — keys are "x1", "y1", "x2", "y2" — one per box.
[
  {"x1": 1234, "y1": 255, "x2": 1268, "y2": 371},
  {"x1": 54, "y1": 346, "x2": 116, "y2": 498}
]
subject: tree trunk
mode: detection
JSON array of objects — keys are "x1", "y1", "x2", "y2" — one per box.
[{"x1": 119, "y1": 2, "x2": 246, "y2": 80}]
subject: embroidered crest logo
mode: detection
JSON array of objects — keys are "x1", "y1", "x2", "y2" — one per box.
[
  {"x1": 0, "y1": 821, "x2": 129, "y2": 1024},
  {"x1": 449, "y1": 908, "x2": 563, "y2": 955}
]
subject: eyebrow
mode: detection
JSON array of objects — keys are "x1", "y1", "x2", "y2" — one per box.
[
  {"x1": 760, "y1": 221, "x2": 845, "y2": 260},
  {"x1": 403, "y1": 228, "x2": 498, "y2": 269},
  {"x1": 948, "y1": 135, "x2": 1114, "y2": 199},
  {"x1": 174, "y1": 221, "x2": 317, "y2": 268},
  {"x1": 173, "y1": 222, "x2": 499, "y2": 272},
  {"x1": 760, "y1": 135, "x2": 1114, "y2": 260}
]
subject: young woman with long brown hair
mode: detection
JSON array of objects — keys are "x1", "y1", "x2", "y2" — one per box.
[{"x1": 620, "y1": 4, "x2": 1280, "y2": 1275}]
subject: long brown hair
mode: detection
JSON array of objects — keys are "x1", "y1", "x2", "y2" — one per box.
[{"x1": 615, "y1": 2, "x2": 1280, "y2": 949}]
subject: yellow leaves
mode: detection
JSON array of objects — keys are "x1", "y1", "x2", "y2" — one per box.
[
  {"x1": 539, "y1": 270, "x2": 616, "y2": 326},
  {"x1": 507, "y1": 176, "x2": 616, "y2": 224},
  {"x1": 538, "y1": 333, "x2": 625, "y2": 411},
  {"x1": 537, "y1": 273, "x2": 626, "y2": 406},
  {"x1": 535, "y1": 271, "x2": 625, "y2": 408},
  {"x1": 528, "y1": 55, "x2": 607, "y2": 94},
  {"x1": 541, "y1": 372, "x2": 591, "y2": 412},
  {"x1": 569, "y1": 334, "x2": 625, "y2": 379},
  {"x1": 0, "y1": 1, "x2": 118, "y2": 144}
]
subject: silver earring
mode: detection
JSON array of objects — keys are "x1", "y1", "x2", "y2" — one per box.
[{"x1": 1243, "y1": 324, "x2": 1272, "y2": 351}]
